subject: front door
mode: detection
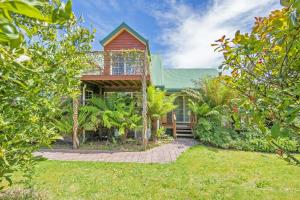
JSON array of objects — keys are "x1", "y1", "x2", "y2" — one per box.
[{"x1": 174, "y1": 96, "x2": 190, "y2": 123}]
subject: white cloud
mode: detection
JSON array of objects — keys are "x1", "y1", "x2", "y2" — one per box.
[{"x1": 151, "y1": 0, "x2": 281, "y2": 68}]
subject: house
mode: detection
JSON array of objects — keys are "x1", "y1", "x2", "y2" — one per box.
[{"x1": 80, "y1": 22, "x2": 218, "y2": 138}]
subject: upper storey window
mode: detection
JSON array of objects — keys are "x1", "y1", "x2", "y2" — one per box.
[
  {"x1": 111, "y1": 54, "x2": 125, "y2": 75},
  {"x1": 111, "y1": 51, "x2": 144, "y2": 75}
]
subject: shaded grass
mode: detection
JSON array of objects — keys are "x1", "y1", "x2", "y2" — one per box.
[{"x1": 5, "y1": 145, "x2": 300, "y2": 199}]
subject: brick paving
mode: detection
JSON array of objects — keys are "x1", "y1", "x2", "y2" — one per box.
[{"x1": 34, "y1": 138, "x2": 197, "y2": 164}]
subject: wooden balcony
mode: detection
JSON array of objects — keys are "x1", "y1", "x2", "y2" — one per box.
[
  {"x1": 81, "y1": 69, "x2": 150, "y2": 92},
  {"x1": 81, "y1": 50, "x2": 150, "y2": 92}
]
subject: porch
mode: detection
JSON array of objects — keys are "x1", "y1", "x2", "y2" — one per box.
[
  {"x1": 79, "y1": 81, "x2": 194, "y2": 139},
  {"x1": 161, "y1": 96, "x2": 195, "y2": 138},
  {"x1": 81, "y1": 74, "x2": 151, "y2": 92}
]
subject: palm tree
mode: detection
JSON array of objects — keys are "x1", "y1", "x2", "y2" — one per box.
[{"x1": 147, "y1": 86, "x2": 177, "y2": 141}]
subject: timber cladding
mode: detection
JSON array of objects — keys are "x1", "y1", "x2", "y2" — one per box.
[
  {"x1": 104, "y1": 29, "x2": 146, "y2": 50},
  {"x1": 103, "y1": 29, "x2": 147, "y2": 75}
]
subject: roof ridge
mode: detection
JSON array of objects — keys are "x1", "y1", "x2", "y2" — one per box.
[
  {"x1": 164, "y1": 68, "x2": 218, "y2": 70},
  {"x1": 99, "y1": 22, "x2": 150, "y2": 56},
  {"x1": 100, "y1": 22, "x2": 148, "y2": 45}
]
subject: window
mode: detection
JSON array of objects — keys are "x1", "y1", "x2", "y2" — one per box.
[
  {"x1": 111, "y1": 54, "x2": 125, "y2": 75},
  {"x1": 125, "y1": 56, "x2": 136, "y2": 75},
  {"x1": 111, "y1": 52, "x2": 143, "y2": 75},
  {"x1": 85, "y1": 90, "x2": 93, "y2": 100}
]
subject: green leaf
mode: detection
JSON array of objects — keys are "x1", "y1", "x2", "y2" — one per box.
[
  {"x1": 266, "y1": 135, "x2": 273, "y2": 142},
  {"x1": 65, "y1": 0, "x2": 72, "y2": 18},
  {"x1": 200, "y1": 118, "x2": 212, "y2": 131},
  {"x1": 51, "y1": 134, "x2": 64, "y2": 140},
  {"x1": 294, "y1": 0, "x2": 300, "y2": 12},
  {"x1": 281, "y1": 128, "x2": 290, "y2": 138},
  {"x1": 4, "y1": 175, "x2": 12, "y2": 186},
  {"x1": 0, "y1": 22, "x2": 19, "y2": 39},
  {"x1": 33, "y1": 155, "x2": 47, "y2": 162},
  {"x1": 0, "y1": 0, "x2": 50, "y2": 22},
  {"x1": 235, "y1": 30, "x2": 241, "y2": 41},
  {"x1": 271, "y1": 123, "x2": 281, "y2": 139},
  {"x1": 288, "y1": 10, "x2": 298, "y2": 27},
  {"x1": 280, "y1": 0, "x2": 291, "y2": 7}
]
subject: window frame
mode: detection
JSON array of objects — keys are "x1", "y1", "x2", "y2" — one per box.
[
  {"x1": 85, "y1": 90, "x2": 94, "y2": 101},
  {"x1": 110, "y1": 51, "x2": 142, "y2": 75}
]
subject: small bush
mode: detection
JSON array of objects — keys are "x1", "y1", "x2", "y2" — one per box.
[
  {"x1": 157, "y1": 127, "x2": 166, "y2": 138},
  {"x1": 195, "y1": 126, "x2": 299, "y2": 153}
]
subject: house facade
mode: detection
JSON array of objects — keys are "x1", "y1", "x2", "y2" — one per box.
[{"x1": 80, "y1": 23, "x2": 218, "y2": 138}]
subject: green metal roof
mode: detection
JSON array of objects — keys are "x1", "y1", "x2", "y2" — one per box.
[
  {"x1": 163, "y1": 68, "x2": 218, "y2": 91},
  {"x1": 150, "y1": 54, "x2": 164, "y2": 87},
  {"x1": 100, "y1": 22, "x2": 150, "y2": 56},
  {"x1": 150, "y1": 55, "x2": 218, "y2": 91}
]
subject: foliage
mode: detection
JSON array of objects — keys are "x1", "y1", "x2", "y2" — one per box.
[
  {"x1": 186, "y1": 78, "x2": 235, "y2": 108},
  {"x1": 102, "y1": 96, "x2": 141, "y2": 138},
  {"x1": 156, "y1": 127, "x2": 166, "y2": 138},
  {"x1": 188, "y1": 77, "x2": 299, "y2": 153},
  {"x1": 196, "y1": 126, "x2": 299, "y2": 153},
  {"x1": 82, "y1": 95, "x2": 142, "y2": 139},
  {"x1": 213, "y1": 0, "x2": 300, "y2": 164},
  {"x1": 0, "y1": 0, "x2": 73, "y2": 48},
  {"x1": 0, "y1": 0, "x2": 94, "y2": 189},
  {"x1": 186, "y1": 77, "x2": 235, "y2": 140},
  {"x1": 147, "y1": 86, "x2": 176, "y2": 140},
  {"x1": 52, "y1": 99, "x2": 92, "y2": 136},
  {"x1": 147, "y1": 86, "x2": 177, "y2": 120}
]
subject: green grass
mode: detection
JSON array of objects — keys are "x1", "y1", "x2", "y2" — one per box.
[{"x1": 6, "y1": 145, "x2": 300, "y2": 199}]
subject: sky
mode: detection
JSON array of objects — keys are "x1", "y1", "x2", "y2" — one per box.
[{"x1": 73, "y1": 0, "x2": 281, "y2": 69}]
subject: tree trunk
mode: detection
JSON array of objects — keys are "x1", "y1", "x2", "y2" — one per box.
[
  {"x1": 72, "y1": 97, "x2": 79, "y2": 149},
  {"x1": 142, "y1": 51, "x2": 148, "y2": 147},
  {"x1": 120, "y1": 129, "x2": 128, "y2": 144},
  {"x1": 151, "y1": 118, "x2": 158, "y2": 142}
]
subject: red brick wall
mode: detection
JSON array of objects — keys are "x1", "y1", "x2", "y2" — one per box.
[{"x1": 103, "y1": 30, "x2": 146, "y2": 75}]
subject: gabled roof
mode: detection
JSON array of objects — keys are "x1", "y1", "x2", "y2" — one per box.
[
  {"x1": 150, "y1": 54, "x2": 218, "y2": 92},
  {"x1": 100, "y1": 22, "x2": 150, "y2": 55}
]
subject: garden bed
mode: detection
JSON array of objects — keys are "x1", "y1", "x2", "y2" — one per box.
[{"x1": 41, "y1": 137, "x2": 174, "y2": 153}]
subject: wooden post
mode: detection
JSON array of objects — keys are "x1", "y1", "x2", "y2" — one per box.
[
  {"x1": 172, "y1": 111, "x2": 177, "y2": 139},
  {"x1": 142, "y1": 51, "x2": 148, "y2": 147},
  {"x1": 82, "y1": 84, "x2": 87, "y2": 143},
  {"x1": 72, "y1": 97, "x2": 80, "y2": 149}
]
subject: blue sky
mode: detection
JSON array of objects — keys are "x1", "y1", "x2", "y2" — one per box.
[{"x1": 73, "y1": 0, "x2": 280, "y2": 68}]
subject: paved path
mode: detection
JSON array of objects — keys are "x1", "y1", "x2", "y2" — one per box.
[{"x1": 34, "y1": 139, "x2": 197, "y2": 164}]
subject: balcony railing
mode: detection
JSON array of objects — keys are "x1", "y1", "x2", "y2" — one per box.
[
  {"x1": 81, "y1": 67, "x2": 103, "y2": 75},
  {"x1": 81, "y1": 50, "x2": 147, "y2": 76},
  {"x1": 81, "y1": 51, "x2": 104, "y2": 75},
  {"x1": 111, "y1": 66, "x2": 142, "y2": 75}
]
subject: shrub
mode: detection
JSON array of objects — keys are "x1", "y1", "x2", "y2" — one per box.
[
  {"x1": 195, "y1": 127, "x2": 299, "y2": 153},
  {"x1": 147, "y1": 86, "x2": 176, "y2": 141}
]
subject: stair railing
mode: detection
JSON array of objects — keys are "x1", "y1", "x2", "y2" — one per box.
[{"x1": 172, "y1": 111, "x2": 177, "y2": 139}]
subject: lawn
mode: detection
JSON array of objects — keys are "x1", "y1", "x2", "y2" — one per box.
[{"x1": 7, "y1": 145, "x2": 300, "y2": 200}]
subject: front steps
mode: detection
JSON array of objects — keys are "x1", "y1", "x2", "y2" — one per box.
[{"x1": 176, "y1": 124, "x2": 193, "y2": 138}]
